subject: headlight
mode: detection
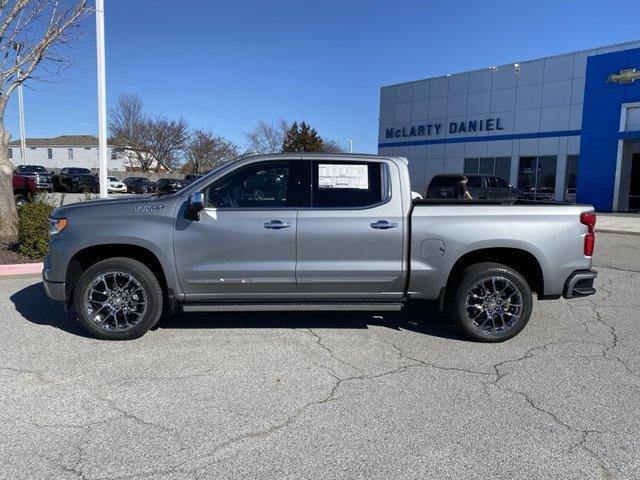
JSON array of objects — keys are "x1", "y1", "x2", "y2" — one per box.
[{"x1": 49, "y1": 218, "x2": 68, "y2": 235}]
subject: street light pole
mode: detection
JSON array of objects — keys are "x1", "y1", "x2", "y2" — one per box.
[
  {"x1": 14, "y1": 44, "x2": 27, "y2": 165},
  {"x1": 17, "y1": 83, "x2": 27, "y2": 165},
  {"x1": 95, "y1": 0, "x2": 108, "y2": 198}
]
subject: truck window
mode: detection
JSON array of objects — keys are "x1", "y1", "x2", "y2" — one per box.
[
  {"x1": 428, "y1": 176, "x2": 460, "y2": 188},
  {"x1": 466, "y1": 176, "x2": 483, "y2": 188},
  {"x1": 311, "y1": 161, "x2": 386, "y2": 208},
  {"x1": 495, "y1": 177, "x2": 509, "y2": 189},
  {"x1": 203, "y1": 161, "x2": 293, "y2": 209}
]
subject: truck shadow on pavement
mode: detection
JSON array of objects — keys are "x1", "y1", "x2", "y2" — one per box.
[{"x1": 11, "y1": 282, "x2": 464, "y2": 341}]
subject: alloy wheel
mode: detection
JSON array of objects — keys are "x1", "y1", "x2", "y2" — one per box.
[
  {"x1": 83, "y1": 271, "x2": 147, "y2": 332},
  {"x1": 465, "y1": 276, "x2": 523, "y2": 334}
]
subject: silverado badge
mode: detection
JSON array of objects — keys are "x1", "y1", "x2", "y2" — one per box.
[
  {"x1": 606, "y1": 68, "x2": 640, "y2": 84},
  {"x1": 133, "y1": 204, "x2": 165, "y2": 213}
]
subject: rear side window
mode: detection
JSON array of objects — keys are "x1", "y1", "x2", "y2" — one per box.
[
  {"x1": 311, "y1": 161, "x2": 387, "y2": 208},
  {"x1": 467, "y1": 176, "x2": 483, "y2": 188}
]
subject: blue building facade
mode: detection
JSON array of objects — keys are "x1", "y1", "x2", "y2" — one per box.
[
  {"x1": 579, "y1": 48, "x2": 640, "y2": 211},
  {"x1": 378, "y1": 41, "x2": 640, "y2": 211}
]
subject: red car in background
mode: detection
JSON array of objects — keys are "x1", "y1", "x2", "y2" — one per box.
[{"x1": 13, "y1": 174, "x2": 37, "y2": 207}]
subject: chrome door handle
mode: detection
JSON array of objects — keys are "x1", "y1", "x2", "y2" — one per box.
[
  {"x1": 263, "y1": 220, "x2": 291, "y2": 229},
  {"x1": 370, "y1": 220, "x2": 398, "y2": 230}
]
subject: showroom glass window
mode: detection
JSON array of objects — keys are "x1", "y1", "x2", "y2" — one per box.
[
  {"x1": 203, "y1": 161, "x2": 293, "y2": 209},
  {"x1": 464, "y1": 157, "x2": 511, "y2": 182},
  {"x1": 518, "y1": 156, "x2": 557, "y2": 200},
  {"x1": 311, "y1": 161, "x2": 387, "y2": 208},
  {"x1": 564, "y1": 155, "x2": 579, "y2": 201}
]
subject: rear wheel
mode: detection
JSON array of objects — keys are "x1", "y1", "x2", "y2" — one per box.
[
  {"x1": 74, "y1": 257, "x2": 163, "y2": 340},
  {"x1": 450, "y1": 262, "x2": 533, "y2": 342}
]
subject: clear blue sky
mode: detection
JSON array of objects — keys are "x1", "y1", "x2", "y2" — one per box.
[{"x1": 4, "y1": 0, "x2": 640, "y2": 153}]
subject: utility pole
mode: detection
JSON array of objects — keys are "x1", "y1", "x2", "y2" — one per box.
[
  {"x1": 14, "y1": 43, "x2": 27, "y2": 164},
  {"x1": 95, "y1": 0, "x2": 108, "y2": 198},
  {"x1": 347, "y1": 139, "x2": 355, "y2": 154}
]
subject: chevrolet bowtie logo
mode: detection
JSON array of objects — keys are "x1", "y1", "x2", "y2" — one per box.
[{"x1": 606, "y1": 68, "x2": 640, "y2": 84}]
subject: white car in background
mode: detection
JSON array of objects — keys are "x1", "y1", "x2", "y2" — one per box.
[{"x1": 107, "y1": 177, "x2": 127, "y2": 193}]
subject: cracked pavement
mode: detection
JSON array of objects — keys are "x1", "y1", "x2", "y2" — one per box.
[{"x1": 1, "y1": 233, "x2": 639, "y2": 479}]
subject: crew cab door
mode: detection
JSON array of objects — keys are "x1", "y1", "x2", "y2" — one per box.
[
  {"x1": 296, "y1": 159, "x2": 405, "y2": 299},
  {"x1": 174, "y1": 159, "x2": 300, "y2": 301}
]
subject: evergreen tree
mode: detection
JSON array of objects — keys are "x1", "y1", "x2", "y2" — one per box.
[{"x1": 282, "y1": 121, "x2": 325, "y2": 152}]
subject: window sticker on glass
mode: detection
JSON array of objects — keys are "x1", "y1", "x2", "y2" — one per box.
[{"x1": 318, "y1": 164, "x2": 369, "y2": 189}]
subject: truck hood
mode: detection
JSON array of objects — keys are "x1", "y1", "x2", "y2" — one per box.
[{"x1": 52, "y1": 194, "x2": 171, "y2": 218}]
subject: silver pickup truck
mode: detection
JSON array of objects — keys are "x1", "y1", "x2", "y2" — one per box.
[{"x1": 43, "y1": 153, "x2": 597, "y2": 342}]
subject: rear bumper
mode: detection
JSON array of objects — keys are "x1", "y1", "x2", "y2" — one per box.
[{"x1": 563, "y1": 269, "x2": 597, "y2": 299}]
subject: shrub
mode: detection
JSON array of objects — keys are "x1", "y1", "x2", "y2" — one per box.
[{"x1": 17, "y1": 200, "x2": 54, "y2": 260}]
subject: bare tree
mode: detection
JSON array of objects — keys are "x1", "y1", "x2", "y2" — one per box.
[
  {"x1": 145, "y1": 116, "x2": 188, "y2": 172},
  {"x1": 109, "y1": 93, "x2": 153, "y2": 171},
  {"x1": 0, "y1": 0, "x2": 89, "y2": 236},
  {"x1": 182, "y1": 129, "x2": 239, "y2": 175},
  {"x1": 244, "y1": 119, "x2": 288, "y2": 154},
  {"x1": 322, "y1": 139, "x2": 345, "y2": 153}
]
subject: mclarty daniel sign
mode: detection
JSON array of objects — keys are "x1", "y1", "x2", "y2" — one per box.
[{"x1": 385, "y1": 117, "x2": 505, "y2": 139}]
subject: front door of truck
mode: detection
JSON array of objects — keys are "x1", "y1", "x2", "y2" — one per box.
[
  {"x1": 295, "y1": 159, "x2": 405, "y2": 299},
  {"x1": 174, "y1": 159, "x2": 299, "y2": 301}
]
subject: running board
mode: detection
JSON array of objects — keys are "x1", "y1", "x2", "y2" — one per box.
[{"x1": 181, "y1": 302, "x2": 404, "y2": 312}]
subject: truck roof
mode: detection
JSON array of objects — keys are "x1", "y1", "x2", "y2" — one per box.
[{"x1": 238, "y1": 152, "x2": 408, "y2": 164}]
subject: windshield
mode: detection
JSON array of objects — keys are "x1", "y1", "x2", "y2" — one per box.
[
  {"x1": 70, "y1": 168, "x2": 91, "y2": 175},
  {"x1": 20, "y1": 165, "x2": 47, "y2": 173}
]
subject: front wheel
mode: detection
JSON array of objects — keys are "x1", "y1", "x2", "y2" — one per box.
[
  {"x1": 14, "y1": 194, "x2": 28, "y2": 208},
  {"x1": 450, "y1": 262, "x2": 533, "y2": 342},
  {"x1": 74, "y1": 257, "x2": 163, "y2": 340}
]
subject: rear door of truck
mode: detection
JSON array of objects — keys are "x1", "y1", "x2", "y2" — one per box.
[{"x1": 295, "y1": 158, "x2": 406, "y2": 299}]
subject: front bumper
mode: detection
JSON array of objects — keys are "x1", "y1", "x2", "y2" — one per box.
[
  {"x1": 43, "y1": 270, "x2": 66, "y2": 302},
  {"x1": 35, "y1": 182, "x2": 53, "y2": 190},
  {"x1": 563, "y1": 269, "x2": 597, "y2": 299}
]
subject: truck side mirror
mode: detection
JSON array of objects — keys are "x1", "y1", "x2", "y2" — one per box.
[{"x1": 186, "y1": 191, "x2": 204, "y2": 220}]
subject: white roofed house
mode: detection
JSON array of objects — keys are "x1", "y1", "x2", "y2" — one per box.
[{"x1": 7, "y1": 135, "x2": 127, "y2": 171}]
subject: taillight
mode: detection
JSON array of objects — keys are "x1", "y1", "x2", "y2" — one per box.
[{"x1": 580, "y1": 212, "x2": 596, "y2": 256}]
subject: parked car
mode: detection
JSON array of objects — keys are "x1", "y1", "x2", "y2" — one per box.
[
  {"x1": 156, "y1": 178, "x2": 186, "y2": 194},
  {"x1": 522, "y1": 187, "x2": 556, "y2": 201},
  {"x1": 106, "y1": 177, "x2": 127, "y2": 194},
  {"x1": 13, "y1": 165, "x2": 53, "y2": 191},
  {"x1": 44, "y1": 153, "x2": 597, "y2": 342},
  {"x1": 123, "y1": 177, "x2": 157, "y2": 194},
  {"x1": 53, "y1": 167, "x2": 99, "y2": 193},
  {"x1": 184, "y1": 174, "x2": 204, "y2": 184},
  {"x1": 13, "y1": 174, "x2": 37, "y2": 207},
  {"x1": 426, "y1": 174, "x2": 524, "y2": 200},
  {"x1": 565, "y1": 188, "x2": 577, "y2": 203}
]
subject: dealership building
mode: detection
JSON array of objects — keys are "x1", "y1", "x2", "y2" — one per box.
[{"x1": 378, "y1": 40, "x2": 640, "y2": 211}]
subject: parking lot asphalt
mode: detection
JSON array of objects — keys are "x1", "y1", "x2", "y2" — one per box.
[{"x1": 1, "y1": 233, "x2": 638, "y2": 479}]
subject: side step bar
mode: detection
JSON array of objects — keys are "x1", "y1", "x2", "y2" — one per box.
[{"x1": 181, "y1": 302, "x2": 405, "y2": 313}]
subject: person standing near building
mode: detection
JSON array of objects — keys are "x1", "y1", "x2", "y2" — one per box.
[{"x1": 455, "y1": 176, "x2": 472, "y2": 199}]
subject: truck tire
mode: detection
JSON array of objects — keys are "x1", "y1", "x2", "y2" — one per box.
[
  {"x1": 73, "y1": 257, "x2": 163, "y2": 340},
  {"x1": 14, "y1": 194, "x2": 28, "y2": 208},
  {"x1": 450, "y1": 262, "x2": 533, "y2": 342}
]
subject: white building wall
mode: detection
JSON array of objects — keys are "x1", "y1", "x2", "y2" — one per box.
[
  {"x1": 9, "y1": 146, "x2": 125, "y2": 171},
  {"x1": 378, "y1": 40, "x2": 640, "y2": 197}
]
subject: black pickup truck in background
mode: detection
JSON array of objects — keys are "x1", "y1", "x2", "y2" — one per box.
[
  {"x1": 53, "y1": 167, "x2": 99, "y2": 193},
  {"x1": 426, "y1": 174, "x2": 524, "y2": 200}
]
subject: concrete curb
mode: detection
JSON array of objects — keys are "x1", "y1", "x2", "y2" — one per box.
[
  {"x1": 0, "y1": 263, "x2": 43, "y2": 278},
  {"x1": 596, "y1": 229, "x2": 640, "y2": 237}
]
